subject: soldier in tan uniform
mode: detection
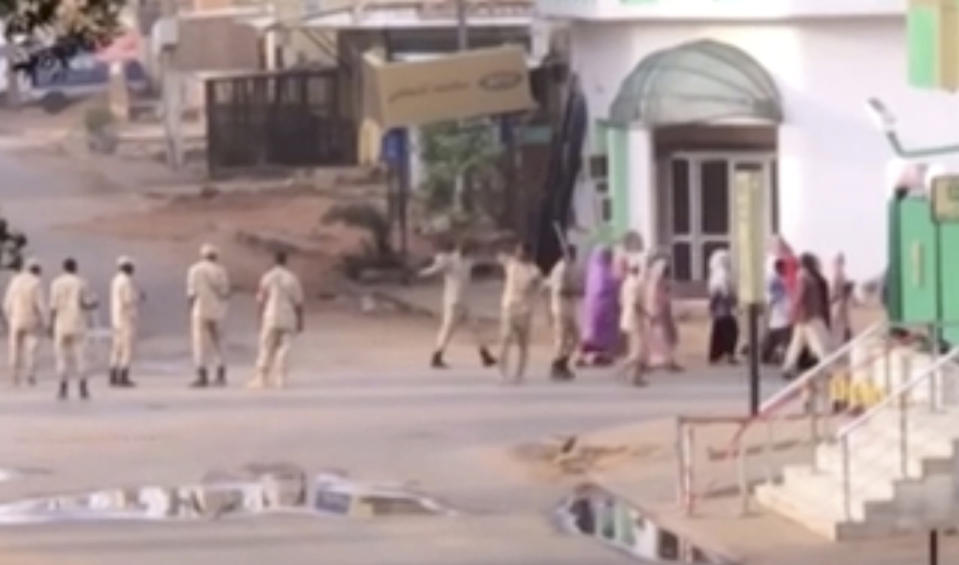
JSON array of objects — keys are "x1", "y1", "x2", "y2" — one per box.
[
  {"x1": 497, "y1": 242, "x2": 542, "y2": 383},
  {"x1": 619, "y1": 265, "x2": 648, "y2": 387},
  {"x1": 110, "y1": 256, "x2": 141, "y2": 388},
  {"x1": 547, "y1": 247, "x2": 580, "y2": 381},
  {"x1": 187, "y1": 244, "x2": 230, "y2": 388},
  {"x1": 3, "y1": 258, "x2": 45, "y2": 387},
  {"x1": 249, "y1": 251, "x2": 304, "y2": 389},
  {"x1": 50, "y1": 258, "x2": 98, "y2": 400},
  {"x1": 419, "y1": 241, "x2": 496, "y2": 369}
]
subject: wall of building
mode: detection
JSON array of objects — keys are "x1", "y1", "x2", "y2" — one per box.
[
  {"x1": 569, "y1": 16, "x2": 959, "y2": 280},
  {"x1": 539, "y1": 0, "x2": 905, "y2": 22}
]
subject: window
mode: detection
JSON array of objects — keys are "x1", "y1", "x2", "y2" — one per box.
[
  {"x1": 700, "y1": 160, "x2": 729, "y2": 235},
  {"x1": 591, "y1": 154, "x2": 612, "y2": 227},
  {"x1": 672, "y1": 242, "x2": 692, "y2": 282},
  {"x1": 671, "y1": 160, "x2": 690, "y2": 234},
  {"x1": 770, "y1": 159, "x2": 780, "y2": 234},
  {"x1": 601, "y1": 199, "x2": 613, "y2": 222}
]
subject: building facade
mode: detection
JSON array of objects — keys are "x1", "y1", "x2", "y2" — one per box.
[{"x1": 541, "y1": 0, "x2": 959, "y2": 285}]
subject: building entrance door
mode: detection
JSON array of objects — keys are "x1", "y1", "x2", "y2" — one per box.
[{"x1": 667, "y1": 153, "x2": 777, "y2": 284}]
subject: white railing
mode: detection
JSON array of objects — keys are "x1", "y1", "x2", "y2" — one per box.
[
  {"x1": 676, "y1": 319, "x2": 956, "y2": 517},
  {"x1": 835, "y1": 346, "x2": 959, "y2": 520},
  {"x1": 676, "y1": 321, "x2": 888, "y2": 515}
]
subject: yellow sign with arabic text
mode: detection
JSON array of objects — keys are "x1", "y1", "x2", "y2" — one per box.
[
  {"x1": 932, "y1": 174, "x2": 959, "y2": 222},
  {"x1": 733, "y1": 169, "x2": 766, "y2": 304}
]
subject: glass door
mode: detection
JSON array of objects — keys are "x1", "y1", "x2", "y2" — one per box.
[{"x1": 668, "y1": 153, "x2": 776, "y2": 283}]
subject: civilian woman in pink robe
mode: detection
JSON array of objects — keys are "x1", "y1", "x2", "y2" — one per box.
[{"x1": 644, "y1": 255, "x2": 682, "y2": 372}]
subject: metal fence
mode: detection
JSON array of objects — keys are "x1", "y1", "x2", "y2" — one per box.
[{"x1": 206, "y1": 69, "x2": 356, "y2": 176}]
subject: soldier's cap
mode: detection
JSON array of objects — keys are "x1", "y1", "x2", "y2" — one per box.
[
  {"x1": 117, "y1": 256, "x2": 134, "y2": 267},
  {"x1": 200, "y1": 243, "x2": 219, "y2": 258}
]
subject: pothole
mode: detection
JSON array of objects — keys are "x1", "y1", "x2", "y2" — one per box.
[
  {"x1": 557, "y1": 483, "x2": 736, "y2": 564},
  {"x1": 0, "y1": 464, "x2": 451, "y2": 524}
]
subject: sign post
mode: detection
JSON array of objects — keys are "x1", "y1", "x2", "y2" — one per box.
[{"x1": 733, "y1": 167, "x2": 767, "y2": 415}]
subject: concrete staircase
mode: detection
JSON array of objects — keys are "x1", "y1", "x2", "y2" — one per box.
[{"x1": 755, "y1": 343, "x2": 959, "y2": 540}]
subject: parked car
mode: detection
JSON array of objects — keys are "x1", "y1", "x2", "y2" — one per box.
[{"x1": 24, "y1": 54, "x2": 150, "y2": 113}]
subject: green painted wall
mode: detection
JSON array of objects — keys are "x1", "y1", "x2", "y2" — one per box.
[
  {"x1": 908, "y1": 3, "x2": 939, "y2": 88},
  {"x1": 608, "y1": 126, "x2": 631, "y2": 240}
]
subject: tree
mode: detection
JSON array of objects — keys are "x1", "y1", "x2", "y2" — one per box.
[
  {"x1": 419, "y1": 120, "x2": 504, "y2": 228},
  {"x1": 2, "y1": 0, "x2": 124, "y2": 75}
]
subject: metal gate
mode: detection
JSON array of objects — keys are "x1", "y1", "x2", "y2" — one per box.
[{"x1": 206, "y1": 69, "x2": 356, "y2": 176}]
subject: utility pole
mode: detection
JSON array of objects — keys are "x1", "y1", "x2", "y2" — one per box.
[
  {"x1": 159, "y1": 0, "x2": 183, "y2": 170},
  {"x1": 3, "y1": 43, "x2": 22, "y2": 108},
  {"x1": 456, "y1": 0, "x2": 468, "y2": 50}
]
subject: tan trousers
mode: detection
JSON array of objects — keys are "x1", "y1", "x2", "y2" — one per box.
[
  {"x1": 435, "y1": 303, "x2": 486, "y2": 352},
  {"x1": 620, "y1": 323, "x2": 647, "y2": 381},
  {"x1": 256, "y1": 326, "x2": 294, "y2": 386},
  {"x1": 552, "y1": 312, "x2": 579, "y2": 360},
  {"x1": 110, "y1": 324, "x2": 136, "y2": 369},
  {"x1": 783, "y1": 318, "x2": 832, "y2": 373},
  {"x1": 499, "y1": 310, "x2": 533, "y2": 382},
  {"x1": 8, "y1": 327, "x2": 38, "y2": 385},
  {"x1": 55, "y1": 333, "x2": 87, "y2": 381},
  {"x1": 192, "y1": 317, "x2": 224, "y2": 369}
]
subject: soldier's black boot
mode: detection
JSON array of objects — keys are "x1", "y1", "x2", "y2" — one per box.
[
  {"x1": 57, "y1": 380, "x2": 68, "y2": 401},
  {"x1": 118, "y1": 368, "x2": 136, "y2": 388},
  {"x1": 549, "y1": 359, "x2": 564, "y2": 381},
  {"x1": 479, "y1": 347, "x2": 496, "y2": 368},
  {"x1": 214, "y1": 365, "x2": 227, "y2": 387},
  {"x1": 108, "y1": 367, "x2": 118, "y2": 387},
  {"x1": 190, "y1": 367, "x2": 209, "y2": 388},
  {"x1": 79, "y1": 379, "x2": 89, "y2": 400},
  {"x1": 431, "y1": 351, "x2": 447, "y2": 369}
]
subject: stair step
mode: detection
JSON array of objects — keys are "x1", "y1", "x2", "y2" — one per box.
[
  {"x1": 755, "y1": 482, "x2": 844, "y2": 540},
  {"x1": 779, "y1": 465, "x2": 886, "y2": 519},
  {"x1": 816, "y1": 437, "x2": 953, "y2": 482}
]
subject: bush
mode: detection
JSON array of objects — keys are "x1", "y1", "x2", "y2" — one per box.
[
  {"x1": 323, "y1": 203, "x2": 392, "y2": 258},
  {"x1": 84, "y1": 105, "x2": 114, "y2": 134}
]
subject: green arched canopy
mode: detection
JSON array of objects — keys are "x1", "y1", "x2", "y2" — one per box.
[{"x1": 609, "y1": 39, "x2": 783, "y2": 127}]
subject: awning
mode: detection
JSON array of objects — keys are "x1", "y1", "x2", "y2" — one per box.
[{"x1": 608, "y1": 39, "x2": 783, "y2": 127}]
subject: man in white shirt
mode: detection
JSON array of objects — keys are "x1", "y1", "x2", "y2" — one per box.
[
  {"x1": 498, "y1": 242, "x2": 542, "y2": 383},
  {"x1": 250, "y1": 251, "x2": 304, "y2": 389},
  {"x1": 547, "y1": 247, "x2": 580, "y2": 381},
  {"x1": 4, "y1": 258, "x2": 45, "y2": 387},
  {"x1": 419, "y1": 240, "x2": 496, "y2": 369},
  {"x1": 50, "y1": 258, "x2": 98, "y2": 400},
  {"x1": 110, "y1": 256, "x2": 141, "y2": 388},
  {"x1": 187, "y1": 243, "x2": 230, "y2": 388}
]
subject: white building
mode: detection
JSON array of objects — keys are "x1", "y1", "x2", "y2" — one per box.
[{"x1": 541, "y1": 0, "x2": 959, "y2": 285}]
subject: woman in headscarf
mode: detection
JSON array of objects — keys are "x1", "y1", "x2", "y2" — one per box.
[
  {"x1": 644, "y1": 254, "x2": 681, "y2": 372},
  {"x1": 578, "y1": 246, "x2": 621, "y2": 366},
  {"x1": 830, "y1": 253, "x2": 853, "y2": 345},
  {"x1": 782, "y1": 253, "x2": 832, "y2": 380},
  {"x1": 707, "y1": 249, "x2": 738, "y2": 364},
  {"x1": 769, "y1": 235, "x2": 800, "y2": 298}
]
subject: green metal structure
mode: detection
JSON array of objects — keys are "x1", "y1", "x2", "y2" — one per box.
[{"x1": 887, "y1": 195, "x2": 959, "y2": 344}]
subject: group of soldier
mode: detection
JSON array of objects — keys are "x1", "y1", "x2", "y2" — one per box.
[
  {"x1": 1, "y1": 243, "x2": 304, "y2": 400},
  {"x1": 421, "y1": 239, "x2": 580, "y2": 382}
]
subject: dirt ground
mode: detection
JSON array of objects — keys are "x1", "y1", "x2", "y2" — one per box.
[{"x1": 63, "y1": 187, "x2": 372, "y2": 295}]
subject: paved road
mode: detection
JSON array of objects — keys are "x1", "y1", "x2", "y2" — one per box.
[{"x1": 0, "y1": 148, "x2": 785, "y2": 564}]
